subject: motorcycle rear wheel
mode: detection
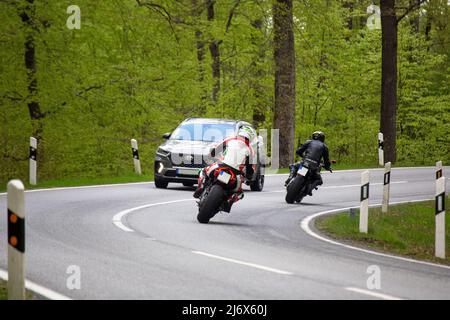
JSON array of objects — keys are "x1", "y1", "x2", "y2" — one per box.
[
  {"x1": 285, "y1": 176, "x2": 305, "y2": 204},
  {"x1": 197, "y1": 184, "x2": 226, "y2": 224}
]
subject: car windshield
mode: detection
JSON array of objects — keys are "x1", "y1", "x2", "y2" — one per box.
[{"x1": 170, "y1": 122, "x2": 237, "y2": 142}]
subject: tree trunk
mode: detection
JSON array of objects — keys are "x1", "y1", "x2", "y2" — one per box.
[
  {"x1": 273, "y1": 0, "x2": 296, "y2": 168},
  {"x1": 195, "y1": 29, "x2": 205, "y2": 82},
  {"x1": 409, "y1": 0, "x2": 420, "y2": 33},
  {"x1": 251, "y1": 18, "x2": 266, "y2": 128},
  {"x1": 380, "y1": 0, "x2": 397, "y2": 164},
  {"x1": 209, "y1": 41, "x2": 220, "y2": 103},
  {"x1": 207, "y1": 0, "x2": 220, "y2": 104},
  {"x1": 425, "y1": 16, "x2": 432, "y2": 42},
  {"x1": 19, "y1": 0, "x2": 43, "y2": 139},
  {"x1": 343, "y1": 1, "x2": 354, "y2": 30},
  {"x1": 191, "y1": 0, "x2": 208, "y2": 112}
]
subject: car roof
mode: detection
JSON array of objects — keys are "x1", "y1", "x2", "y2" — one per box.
[{"x1": 183, "y1": 117, "x2": 252, "y2": 126}]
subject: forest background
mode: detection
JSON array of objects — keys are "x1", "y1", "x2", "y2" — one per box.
[{"x1": 1, "y1": 0, "x2": 449, "y2": 185}]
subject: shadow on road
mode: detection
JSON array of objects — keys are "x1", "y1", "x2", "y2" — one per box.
[
  {"x1": 166, "y1": 186, "x2": 196, "y2": 192},
  {"x1": 207, "y1": 220, "x2": 251, "y2": 228},
  {"x1": 295, "y1": 202, "x2": 322, "y2": 206}
]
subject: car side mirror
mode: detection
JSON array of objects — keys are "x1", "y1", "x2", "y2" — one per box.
[{"x1": 162, "y1": 132, "x2": 171, "y2": 140}]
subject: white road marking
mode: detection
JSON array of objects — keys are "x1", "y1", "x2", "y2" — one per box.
[
  {"x1": 322, "y1": 181, "x2": 408, "y2": 189},
  {"x1": 113, "y1": 221, "x2": 135, "y2": 232},
  {"x1": 0, "y1": 165, "x2": 443, "y2": 196},
  {"x1": 112, "y1": 198, "x2": 195, "y2": 232},
  {"x1": 345, "y1": 287, "x2": 403, "y2": 300},
  {"x1": 265, "y1": 165, "x2": 445, "y2": 177},
  {"x1": 0, "y1": 181, "x2": 154, "y2": 196},
  {"x1": 192, "y1": 251, "x2": 293, "y2": 275},
  {"x1": 0, "y1": 167, "x2": 443, "y2": 300},
  {"x1": 250, "y1": 181, "x2": 409, "y2": 195},
  {"x1": 300, "y1": 198, "x2": 450, "y2": 270},
  {"x1": 111, "y1": 181, "x2": 411, "y2": 231},
  {"x1": 0, "y1": 269, "x2": 71, "y2": 300}
]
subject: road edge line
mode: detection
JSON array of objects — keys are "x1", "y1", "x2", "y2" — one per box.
[
  {"x1": 265, "y1": 165, "x2": 446, "y2": 177},
  {"x1": 192, "y1": 251, "x2": 293, "y2": 275},
  {"x1": 0, "y1": 269, "x2": 71, "y2": 300},
  {"x1": 345, "y1": 287, "x2": 403, "y2": 300},
  {"x1": 1, "y1": 166, "x2": 446, "y2": 196},
  {"x1": 112, "y1": 198, "x2": 195, "y2": 232},
  {"x1": 300, "y1": 198, "x2": 450, "y2": 271}
]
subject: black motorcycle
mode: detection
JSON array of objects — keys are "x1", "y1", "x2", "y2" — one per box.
[{"x1": 285, "y1": 161, "x2": 333, "y2": 204}]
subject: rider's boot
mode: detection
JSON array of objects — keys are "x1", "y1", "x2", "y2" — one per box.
[
  {"x1": 223, "y1": 192, "x2": 240, "y2": 213},
  {"x1": 223, "y1": 200, "x2": 232, "y2": 213},
  {"x1": 285, "y1": 164, "x2": 297, "y2": 187},
  {"x1": 193, "y1": 186, "x2": 203, "y2": 198},
  {"x1": 307, "y1": 179, "x2": 323, "y2": 196}
]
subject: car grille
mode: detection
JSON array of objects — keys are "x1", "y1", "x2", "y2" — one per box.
[
  {"x1": 167, "y1": 152, "x2": 215, "y2": 168},
  {"x1": 179, "y1": 163, "x2": 205, "y2": 168}
]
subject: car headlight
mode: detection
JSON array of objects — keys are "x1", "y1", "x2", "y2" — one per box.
[
  {"x1": 157, "y1": 148, "x2": 170, "y2": 157},
  {"x1": 157, "y1": 162, "x2": 164, "y2": 173}
]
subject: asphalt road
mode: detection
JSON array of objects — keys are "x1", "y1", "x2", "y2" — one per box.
[{"x1": 0, "y1": 167, "x2": 449, "y2": 300}]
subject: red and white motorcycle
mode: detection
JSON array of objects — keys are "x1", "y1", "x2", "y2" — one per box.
[{"x1": 196, "y1": 163, "x2": 244, "y2": 224}]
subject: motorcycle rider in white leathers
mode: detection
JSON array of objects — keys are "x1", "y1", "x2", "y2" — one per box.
[{"x1": 193, "y1": 127, "x2": 256, "y2": 210}]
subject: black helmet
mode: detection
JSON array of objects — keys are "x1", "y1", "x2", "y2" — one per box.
[{"x1": 312, "y1": 131, "x2": 325, "y2": 142}]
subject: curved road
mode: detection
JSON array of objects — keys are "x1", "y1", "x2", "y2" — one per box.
[{"x1": 0, "y1": 167, "x2": 449, "y2": 299}]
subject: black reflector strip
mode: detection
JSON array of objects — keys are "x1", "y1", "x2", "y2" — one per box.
[
  {"x1": 132, "y1": 148, "x2": 139, "y2": 160},
  {"x1": 8, "y1": 209, "x2": 25, "y2": 253},
  {"x1": 436, "y1": 170, "x2": 442, "y2": 180},
  {"x1": 29, "y1": 146, "x2": 37, "y2": 160},
  {"x1": 435, "y1": 192, "x2": 445, "y2": 215},
  {"x1": 360, "y1": 183, "x2": 369, "y2": 201},
  {"x1": 384, "y1": 172, "x2": 391, "y2": 185}
]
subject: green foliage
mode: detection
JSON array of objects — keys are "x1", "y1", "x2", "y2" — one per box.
[{"x1": 0, "y1": 0, "x2": 448, "y2": 185}]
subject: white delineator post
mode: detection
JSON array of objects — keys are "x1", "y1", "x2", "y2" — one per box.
[
  {"x1": 360, "y1": 170, "x2": 370, "y2": 233},
  {"x1": 382, "y1": 162, "x2": 391, "y2": 213},
  {"x1": 378, "y1": 132, "x2": 384, "y2": 166},
  {"x1": 436, "y1": 161, "x2": 443, "y2": 180},
  {"x1": 259, "y1": 129, "x2": 268, "y2": 168},
  {"x1": 29, "y1": 137, "x2": 37, "y2": 185},
  {"x1": 7, "y1": 180, "x2": 26, "y2": 300},
  {"x1": 131, "y1": 139, "x2": 142, "y2": 175},
  {"x1": 270, "y1": 129, "x2": 279, "y2": 171},
  {"x1": 258, "y1": 129, "x2": 267, "y2": 175},
  {"x1": 435, "y1": 175, "x2": 446, "y2": 259}
]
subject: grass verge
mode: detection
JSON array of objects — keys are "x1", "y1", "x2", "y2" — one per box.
[
  {"x1": 0, "y1": 172, "x2": 154, "y2": 193},
  {"x1": 0, "y1": 279, "x2": 5, "y2": 300},
  {"x1": 0, "y1": 278, "x2": 35, "y2": 300},
  {"x1": 316, "y1": 197, "x2": 450, "y2": 265}
]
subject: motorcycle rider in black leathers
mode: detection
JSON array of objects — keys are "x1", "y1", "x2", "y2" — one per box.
[{"x1": 284, "y1": 131, "x2": 332, "y2": 195}]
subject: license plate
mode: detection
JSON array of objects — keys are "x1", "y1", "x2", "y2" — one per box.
[
  {"x1": 177, "y1": 168, "x2": 199, "y2": 176},
  {"x1": 298, "y1": 166, "x2": 309, "y2": 176},
  {"x1": 217, "y1": 171, "x2": 231, "y2": 184}
]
